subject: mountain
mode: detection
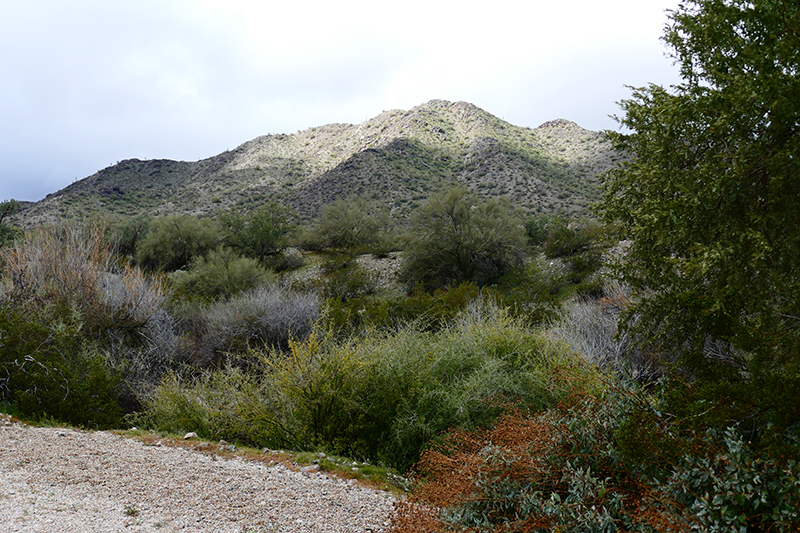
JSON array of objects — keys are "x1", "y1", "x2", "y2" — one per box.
[{"x1": 18, "y1": 100, "x2": 621, "y2": 227}]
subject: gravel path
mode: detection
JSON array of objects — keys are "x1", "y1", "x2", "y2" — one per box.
[{"x1": 0, "y1": 416, "x2": 395, "y2": 532}]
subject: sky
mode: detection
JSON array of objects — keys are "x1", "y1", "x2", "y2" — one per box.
[{"x1": 0, "y1": 0, "x2": 681, "y2": 202}]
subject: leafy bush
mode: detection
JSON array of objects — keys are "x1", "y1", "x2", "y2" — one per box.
[
  {"x1": 389, "y1": 385, "x2": 800, "y2": 533},
  {"x1": 171, "y1": 247, "x2": 276, "y2": 301},
  {"x1": 666, "y1": 427, "x2": 800, "y2": 532},
  {"x1": 135, "y1": 215, "x2": 220, "y2": 272}
]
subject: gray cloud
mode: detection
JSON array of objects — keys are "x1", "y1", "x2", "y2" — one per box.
[{"x1": 0, "y1": 0, "x2": 679, "y2": 202}]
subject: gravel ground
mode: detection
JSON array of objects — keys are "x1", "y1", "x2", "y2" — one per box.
[{"x1": 0, "y1": 416, "x2": 395, "y2": 533}]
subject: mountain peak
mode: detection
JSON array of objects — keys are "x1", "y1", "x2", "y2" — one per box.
[{"x1": 17, "y1": 101, "x2": 618, "y2": 228}]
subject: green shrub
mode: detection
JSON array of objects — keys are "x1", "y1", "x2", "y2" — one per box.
[
  {"x1": 171, "y1": 247, "x2": 276, "y2": 301},
  {"x1": 135, "y1": 215, "x2": 220, "y2": 272},
  {"x1": 302, "y1": 196, "x2": 390, "y2": 252},
  {"x1": 0, "y1": 199, "x2": 22, "y2": 248},
  {"x1": 143, "y1": 299, "x2": 598, "y2": 471},
  {"x1": 134, "y1": 367, "x2": 275, "y2": 444},
  {"x1": 108, "y1": 215, "x2": 151, "y2": 258},
  {"x1": 323, "y1": 281, "x2": 482, "y2": 334},
  {"x1": 0, "y1": 309, "x2": 123, "y2": 428},
  {"x1": 310, "y1": 253, "x2": 379, "y2": 302},
  {"x1": 218, "y1": 202, "x2": 295, "y2": 264}
]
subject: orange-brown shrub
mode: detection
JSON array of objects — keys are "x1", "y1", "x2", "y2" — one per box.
[{"x1": 388, "y1": 390, "x2": 691, "y2": 533}]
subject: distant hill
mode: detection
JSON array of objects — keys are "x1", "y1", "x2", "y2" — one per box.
[{"x1": 18, "y1": 100, "x2": 621, "y2": 227}]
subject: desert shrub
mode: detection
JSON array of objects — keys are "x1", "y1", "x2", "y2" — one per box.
[
  {"x1": 171, "y1": 247, "x2": 276, "y2": 301},
  {"x1": 547, "y1": 280, "x2": 669, "y2": 383},
  {"x1": 0, "y1": 222, "x2": 175, "y2": 419},
  {"x1": 0, "y1": 199, "x2": 22, "y2": 248},
  {"x1": 175, "y1": 283, "x2": 320, "y2": 366},
  {"x1": 302, "y1": 196, "x2": 390, "y2": 252},
  {"x1": 323, "y1": 281, "x2": 482, "y2": 334},
  {"x1": 401, "y1": 186, "x2": 527, "y2": 290},
  {"x1": 108, "y1": 215, "x2": 151, "y2": 258},
  {"x1": 135, "y1": 215, "x2": 220, "y2": 272},
  {"x1": 143, "y1": 299, "x2": 599, "y2": 471},
  {"x1": 390, "y1": 385, "x2": 800, "y2": 533},
  {"x1": 135, "y1": 367, "x2": 276, "y2": 445},
  {"x1": 261, "y1": 247, "x2": 305, "y2": 273},
  {"x1": 310, "y1": 253, "x2": 379, "y2": 301},
  {"x1": 0, "y1": 309, "x2": 124, "y2": 428}
]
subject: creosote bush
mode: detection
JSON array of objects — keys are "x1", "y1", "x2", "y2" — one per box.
[
  {"x1": 135, "y1": 215, "x2": 220, "y2": 272},
  {"x1": 171, "y1": 247, "x2": 277, "y2": 301}
]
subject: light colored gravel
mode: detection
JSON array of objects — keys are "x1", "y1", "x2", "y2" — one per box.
[{"x1": 0, "y1": 417, "x2": 395, "y2": 532}]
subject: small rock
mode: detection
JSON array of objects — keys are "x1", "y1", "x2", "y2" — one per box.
[
  {"x1": 196, "y1": 442, "x2": 210, "y2": 450},
  {"x1": 316, "y1": 452, "x2": 326, "y2": 459},
  {"x1": 218, "y1": 440, "x2": 228, "y2": 447},
  {"x1": 183, "y1": 432, "x2": 198, "y2": 440},
  {"x1": 300, "y1": 465, "x2": 320, "y2": 473}
]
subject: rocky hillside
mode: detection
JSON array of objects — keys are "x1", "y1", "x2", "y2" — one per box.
[{"x1": 18, "y1": 100, "x2": 621, "y2": 227}]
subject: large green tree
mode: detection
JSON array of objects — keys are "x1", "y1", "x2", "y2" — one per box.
[{"x1": 601, "y1": 0, "x2": 800, "y2": 430}]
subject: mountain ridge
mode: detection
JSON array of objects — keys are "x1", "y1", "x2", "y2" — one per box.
[{"x1": 18, "y1": 100, "x2": 620, "y2": 227}]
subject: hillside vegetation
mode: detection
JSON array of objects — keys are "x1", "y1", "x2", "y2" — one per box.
[{"x1": 17, "y1": 100, "x2": 616, "y2": 227}]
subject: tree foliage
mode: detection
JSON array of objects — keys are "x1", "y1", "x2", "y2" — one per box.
[
  {"x1": 600, "y1": 0, "x2": 800, "y2": 431},
  {"x1": 401, "y1": 186, "x2": 527, "y2": 290}
]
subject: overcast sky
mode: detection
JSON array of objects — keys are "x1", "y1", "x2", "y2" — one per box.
[{"x1": 1, "y1": 0, "x2": 681, "y2": 202}]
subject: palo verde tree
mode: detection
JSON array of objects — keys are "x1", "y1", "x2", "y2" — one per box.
[
  {"x1": 318, "y1": 196, "x2": 389, "y2": 250},
  {"x1": 601, "y1": 0, "x2": 800, "y2": 435},
  {"x1": 401, "y1": 186, "x2": 527, "y2": 290},
  {"x1": 218, "y1": 202, "x2": 294, "y2": 264}
]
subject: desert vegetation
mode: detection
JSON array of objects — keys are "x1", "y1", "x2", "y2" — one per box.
[{"x1": 2, "y1": 1, "x2": 798, "y2": 530}]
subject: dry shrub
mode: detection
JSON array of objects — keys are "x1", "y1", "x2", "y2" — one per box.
[
  {"x1": 548, "y1": 280, "x2": 670, "y2": 383},
  {"x1": 178, "y1": 283, "x2": 320, "y2": 365},
  {"x1": 0, "y1": 222, "x2": 175, "y2": 414},
  {"x1": 2, "y1": 223, "x2": 169, "y2": 344},
  {"x1": 389, "y1": 391, "x2": 689, "y2": 533}
]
